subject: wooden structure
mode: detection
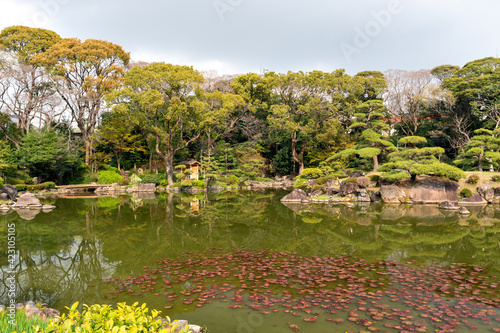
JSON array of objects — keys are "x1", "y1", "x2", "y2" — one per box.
[{"x1": 177, "y1": 160, "x2": 202, "y2": 180}]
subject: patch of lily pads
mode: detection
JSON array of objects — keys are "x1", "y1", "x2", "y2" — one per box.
[{"x1": 103, "y1": 249, "x2": 500, "y2": 332}]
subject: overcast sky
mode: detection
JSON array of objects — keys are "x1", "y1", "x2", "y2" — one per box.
[{"x1": 1, "y1": 0, "x2": 499, "y2": 76}]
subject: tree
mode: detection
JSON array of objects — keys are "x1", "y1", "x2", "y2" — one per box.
[
  {"x1": 32, "y1": 38, "x2": 130, "y2": 165},
  {"x1": 0, "y1": 26, "x2": 63, "y2": 134},
  {"x1": 384, "y1": 69, "x2": 436, "y2": 136},
  {"x1": 430, "y1": 65, "x2": 460, "y2": 82},
  {"x1": 378, "y1": 136, "x2": 465, "y2": 182},
  {"x1": 454, "y1": 128, "x2": 500, "y2": 172},
  {"x1": 330, "y1": 100, "x2": 395, "y2": 171},
  {"x1": 97, "y1": 110, "x2": 145, "y2": 171},
  {"x1": 107, "y1": 62, "x2": 205, "y2": 185},
  {"x1": 16, "y1": 129, "x2": 81, "y2": 183}
]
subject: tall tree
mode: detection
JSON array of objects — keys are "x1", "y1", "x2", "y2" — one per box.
[
  {"x1": 32, "y1": 38, "x2": 130, "y2": 164},
  {"x1": 0, "y1": 26, "x2": 62, "y2": 135},
  {"x1": 107, "y1": 62, "x2": 205, "y2": 185}
]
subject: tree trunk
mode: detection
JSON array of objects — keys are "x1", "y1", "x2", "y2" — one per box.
[
  {"x1": 478, "y1": 153, "x2": 484, "y2": 172},
  {"x1": 372, "y1": 155, "x2": 379, "y2": 172},
  {"x1": 291, "y1": 131, "x2": 303, "y2": 174},
  {"x1": 165, "y1": 152, "x2": 174, "y2": 186}
]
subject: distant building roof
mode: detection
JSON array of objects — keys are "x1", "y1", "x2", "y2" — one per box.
[{"x1": 177, "y1": 160, "x2": 202, "y2": 167}]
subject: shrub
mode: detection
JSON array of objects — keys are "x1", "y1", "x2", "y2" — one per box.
[
  {"x1": 0, "y1": 177, "x2": 3, "y2": 189},
  {"x1": 0, "y1": 308, "x2": 50, "y2": 333},
  {"x1": 97, "y1": 170, "x2": 123, "y2": 184},
  {"x1": 369, "y1": 175, "x2": 380, "y2": 183},
  {"x1": 140, "y1": 173, "x2": 162, "y2": 185},
  {"x1": 180, "y1": 179, "x2": 193, "y2": 187},
  {"x1": 219, "y1": 174, "x2": 239, "y2": 185},
  {"x1": 43, "y1": 181, "x2": 56, "y2": 189},
  {"x1": 293, "y1": 178, "x2": 311, "y2": 191},
  {"x1": 491, "y1": 175, "x2": 500, "y2": 182},
  {"x1": 379, "y1": 170, "x2": 411, "y2": 183},
  {"x1": 44, "y1": 302, "x2": 189, "y2": 333},
  {"x1": 192, "y1": 180, "x2": 206, "y2": 188},
  {"x1": 466, "y1": 174, "x2": 479, "y2": 184},
  {"x1": 300, "y1": 168, "x2": 324, "y2": 179},
  {"x1": 15, "y1": 184, "x2": 26, "y2": 191},
  {"x1": 160, "y1": 180, "x2": 169, "y2": 187},
  {"x1": 460, "y1": 188, "x2": 473, "y2": 198},
  {"x1": 344, "y1": 177, "x2": 358, "y2": 184}
]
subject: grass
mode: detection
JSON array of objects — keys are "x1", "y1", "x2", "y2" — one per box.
[
  {"x1": 0, "y1": 309, "x2": 50, "y2": 333},
  {"x1": 458, "y1": 171, "x2": 500, "y2": 193}
]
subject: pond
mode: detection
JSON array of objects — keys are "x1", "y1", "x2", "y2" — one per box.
[{"x1": 1, "y1": 190, "x2": 499, "y2": 332}]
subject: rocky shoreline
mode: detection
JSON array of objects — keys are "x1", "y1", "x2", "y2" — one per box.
[{"x1": 281, "y1": 177, "x2": 498, "y2": 209}]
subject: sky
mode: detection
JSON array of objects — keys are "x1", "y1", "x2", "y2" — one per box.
[{"x1": 1, "y1": 0, "x2": 499, "y2": 76}]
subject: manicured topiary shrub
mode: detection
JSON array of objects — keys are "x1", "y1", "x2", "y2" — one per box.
[
  {"x1": 466, "y1": 174, "x2": 479, "y2": 184},
  {"x1": 460, "y1": 188, "x2": 473, "y2": 198},
  {"x1": 97, "y1": 170, "x2": 123, "y2": 184}
]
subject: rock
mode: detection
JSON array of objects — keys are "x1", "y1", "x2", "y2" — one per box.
[
  {"x1": 356, "y1": 176, "x2": 371, "y2": 188},
  {"x1": 25, "y1": 307, "x2": 40, "y2": 318},
  {"x1": 208, "y1": 185, "x2": 224, "y2": 193},
  {"x1": 459, "y1": 193, "x2": 488, "y2": 205},
  {"x1": 326, "y1": 178, "x2": 338, "y2": 187},
  {"x1": 494, "y1": 187, "x2": 500, "y2": 197},
  {"x1": 356, "y1": 189, "x2": 371, "y2": 202},
  {"x1": 24, "y1": 301, "x2": 36, "y2": 310},
  {"x1": 15, "y1": 208, "x2": 41, "y2": 220},
  {"x1": 308, "y1": 179, "x2": 317, "y2": 188},
  {"x1": 138, "y1": 183, "x2": 156, "y2": 192},
  {"x1": 1, "y1": 185, "x2": 18, "y2": 201},
  {"x1": 42, "y1": 205, "x2": 56, "y2": 211},
  {"x1": 38, "y1": 307, "x2": 60, "y2": 319},
  {"x1": 477, "y1": 186, "x2": 495, "y2": 202},
  {"x1": 325, "y1": 188, "x2": 339, "y2": 196},
  {"x1": 0, "y1": 304, "x2": 4, "y2": 313},
  {"x1": 0, "y1": 193, "x2": 8, "y2": 200},
  {"x1": 126, "y1": 187, "x2": 134, "y2": 193},
  {"x1": 13, "y1": 193, "x2": 42, "y2": 208},
  {"x1": 438, "y1": 201, "x2": 459, "y2": 210},
  {"x1": 15, "y1": 303, "x2": 24, "y2": 310},
  {"x1": 460, "y1": 207, "x2": 471, "y2": 215},
  {"x1": 349, "y1": 171, "x2": 364, "y2": 178},
  {"x1": 406, "y1": 180, "x2": 459, "y2": 204},
  {"x1": 281, "y1": 189, "x2": 310, "y2": 203},
  {"x1": 0, "y1": 204, "x2": 10, "y2": 211},
  {"x1": 380, "y1": 185, "x2": 406, "y2": 203},
  {"x1": 311, "y1": 189, "x2": 322, "y2": 197},
  {"x1": 339, "y1": 182, "x2": 358, "y2": 196},
  {"x1": 369, "y1": 190, "x2": 381, "y2": 202}
]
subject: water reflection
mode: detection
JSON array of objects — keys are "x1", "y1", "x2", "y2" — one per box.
[{"x1": 0, "y1": 191, "x2": 499, "y2": 312}]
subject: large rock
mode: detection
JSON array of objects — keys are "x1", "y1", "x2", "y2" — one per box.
[
  {"x1": 340, "y1": 182, "x2": 358, "y2": 196},
  {"x1": 380, "y1": 185, "x2": 406, "y2": 203},
  {"x1": 0, "y1": 193, "x2": 8, "y2": 200},
  {"x1": 13, "y1": 193, "x2": 42, "y2": 208},
  {"x1": 281, "y1": 189, "x2": 310, "y2": 203},
  {"x1": 138, "y1": 183, "x2": 156, "y2": 192},
  {"x1": 356, "y1": 176, "x2": 371, "y2": 188},
  {"x1": 459, "y1": 193, "x2": 487, "y2": 205},
  {"x1": 438, "y1": 201, "x2": 459, "y2": 210},
  {"x1": 1, "y1": 185, "x2": 18, "y2": 201},
  {"x1": 369, "y1": 190, "x2": 381, "y2": 202},
  {"x1": 349, "y1": 171, "x2": 364, "y2": 178},
  {"x1": 356, "y1": 189, "x2": 371, "y2": 202},
  {"x1": 477, "y1": 186, "x2": 495, "y2": 202},
  {"x1": 405, "y1": 180, "x2": 459, "y2": 204}
]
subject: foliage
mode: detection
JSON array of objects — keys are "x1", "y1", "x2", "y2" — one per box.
[
  {"x1": 293, "y1": 178, "x2": 311, "y2": 191},
  {"x1": 140, "y1": 173, "x2": 162, "y2": 185},
  {"x1": 42, "y1": 181, "x2": 56, "y2": 189},
  {"x1": 460, "y1": 188, "x2": 473, "y2": 198},
  {"x1": 299, "y1": 168, "x2": 324, "y2": 179},
  {"x1": 491, "y1": 175, "x2": 500, "y2": 182},
  {"x1": 0, "y1": 308, "x2": 50, "y2": 333},
  {"x1": 466, "y1": 174, "x2": 479, "y2": 184},
  {"x1": 43, "y1": 302, "x2": 189, "y2": 333},
  {"x1": 378, "y1": 136, "x2": 465, "y2": 182},
  {"x1": 16, "y1": 130, "x2": 81, "y2": 184},
  {"x1": 97, "y1": 170, "x2": 123, "y2": 184}
]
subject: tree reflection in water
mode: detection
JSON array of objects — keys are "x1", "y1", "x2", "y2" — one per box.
[{"x1": 0, "y1": 190, "x2": 499, "y2": 311}]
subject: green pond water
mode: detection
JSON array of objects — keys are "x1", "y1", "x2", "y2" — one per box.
[{"x1": 1, "y1": 190, "x2": 500, "y2": 332}]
